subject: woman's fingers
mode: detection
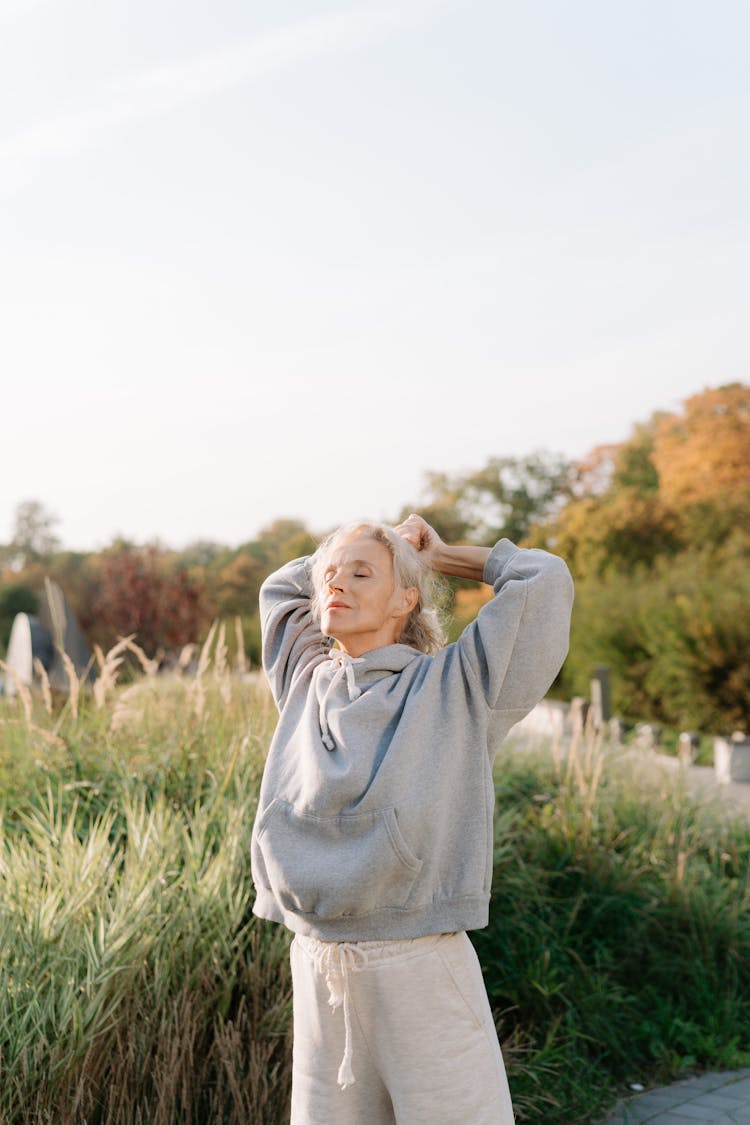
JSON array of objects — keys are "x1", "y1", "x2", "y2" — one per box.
[{"x1": 394, "y1": 514, "x2": 432, "y2": 552}]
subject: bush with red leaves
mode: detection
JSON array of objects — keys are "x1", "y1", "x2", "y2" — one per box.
[{"x1": 88, "y1": 546, "x2": 212, "y2": 656}]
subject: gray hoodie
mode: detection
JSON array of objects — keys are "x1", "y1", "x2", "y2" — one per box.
[{"x1": 251, "y1": 539, "x2": 573, "y2": 942}]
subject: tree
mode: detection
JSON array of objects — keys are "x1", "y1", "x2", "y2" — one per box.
[
  {"x1": 533, "y1": 489, "x2": 681, "y2": 580},
  {"x1": 214, "y1": 553, "x2": 267, "y2": 618},
  {"x1": 181, "y1": 540, "x2": 232, "y2": 569},
  {"x1": 530, "y1": 411, "x2": 701, "y2": 578},
  {"x1": 253, "y1": 520, "x2": 318, "y2": 570},
  {"x1": 397, "y1": 472, "x2": 475, "y2": 545},
  {"x1": 544, "y1": 382, "x2": 750, "y2": 730},
  {"x1": 9, "y1": 500, "x2": 61, "y2": 567},
  {"x1": 401, "y1": 452, "x2": 572, "y2": 546}
]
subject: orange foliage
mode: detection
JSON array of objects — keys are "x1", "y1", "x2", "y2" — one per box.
[{"x1": 652, "y1": 383, "x2": 750, "y2": 510}]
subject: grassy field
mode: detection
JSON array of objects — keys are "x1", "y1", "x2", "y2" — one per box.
[{"x1": 1, "y1": 640, "x2": 749, "y2": 1124}]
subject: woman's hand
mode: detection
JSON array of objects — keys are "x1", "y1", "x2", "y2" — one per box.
[
  {"x1": 394, "y1": 513, "x2": 492, "y2": 582},
  {"x1": 393, "y1": 514, "x2": 445, "y2": 568}
]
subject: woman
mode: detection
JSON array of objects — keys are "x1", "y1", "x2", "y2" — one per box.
[{"x1": 251, "y1": 513, "x2": 574, "y2": 1124}]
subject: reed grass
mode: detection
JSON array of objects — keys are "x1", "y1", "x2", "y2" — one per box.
[{"x1": 0, "y1": 661, "x2": 289, "y2": 1124}]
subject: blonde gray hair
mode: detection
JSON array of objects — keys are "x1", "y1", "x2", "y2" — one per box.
[{"x1": 310, "y1": 521, "x2": 447, "y2": 655}]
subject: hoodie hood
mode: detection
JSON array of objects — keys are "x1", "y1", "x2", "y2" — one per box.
[{"x1": 340, "y1": 643, "x2": 422, "y2": 675}]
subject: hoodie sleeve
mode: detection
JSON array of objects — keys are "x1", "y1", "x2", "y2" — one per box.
[
  {"x1": 451, "y1": 539, "x2": 574, "y2": 726},
  {"x1": 259, "y1": 556, "x2": 327, "y2": 710}
]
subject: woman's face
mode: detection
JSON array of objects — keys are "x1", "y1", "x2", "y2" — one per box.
[{"x1": 319, "y1": 536, "x2": 417, "y2": 657}]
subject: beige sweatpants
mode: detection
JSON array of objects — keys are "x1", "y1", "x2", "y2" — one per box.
[{"x1": 290, "y1": 931, "x2": 515, "y2": 1124}]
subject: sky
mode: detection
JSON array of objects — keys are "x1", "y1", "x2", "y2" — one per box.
[{"x1": 1, "y1": 0, "x2": 748, "y2": 551}]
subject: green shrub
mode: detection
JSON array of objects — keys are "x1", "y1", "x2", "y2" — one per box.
[
  {"x1": 563, "y1": 534, "x2": 750, "y2": 734},
  {"x1": 0, "y1": 583, "x2": 38, "y2": 657}
]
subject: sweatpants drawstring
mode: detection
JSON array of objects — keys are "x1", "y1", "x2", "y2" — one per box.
[{"x1": 312, "y1": 941, "x2": 368, "y2": 1089}]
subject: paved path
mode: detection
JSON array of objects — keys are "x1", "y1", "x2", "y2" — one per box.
[
  {"x1": 603, "y1": 750, "x2": 750, "y2": 821},
  {"x1": 682, "y1": 762, "x2": 750, "y2": 819},
  {"x1": 600, "y1": 1069, "x2": 750, "y2": 1123}
]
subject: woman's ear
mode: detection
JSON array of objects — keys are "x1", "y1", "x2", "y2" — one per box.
[{"x1": 394, "y1": 586, "x2": 419, "y2": 618}]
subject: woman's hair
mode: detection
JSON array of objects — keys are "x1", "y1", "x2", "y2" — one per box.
[{"x1": 310, "y1": 521, "x2": 447, "y2": 655}]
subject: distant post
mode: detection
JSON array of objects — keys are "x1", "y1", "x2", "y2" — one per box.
[
  {"x1": 590, "y1": 665, "x2": 612, "y2": 729},
  {"x1": 678, "y1": 731, "x2": 700, "y2": 764}
]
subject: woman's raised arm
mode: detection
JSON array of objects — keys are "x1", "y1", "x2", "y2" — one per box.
[{"x1": 394, "y1": 513, "x2": 490, "y2": 582}]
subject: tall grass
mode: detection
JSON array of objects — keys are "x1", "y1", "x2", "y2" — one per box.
[
  {"x1": 0, "y1": 653, "x2": 290, "y2": 1124},
  {"x1": 1, "y1": 658, "x2": 749, "y2": 1123}
]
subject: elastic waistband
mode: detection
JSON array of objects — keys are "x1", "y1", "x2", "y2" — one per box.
[{"x1": 293, "y1": 930, "x2": 447, "y2": 970}]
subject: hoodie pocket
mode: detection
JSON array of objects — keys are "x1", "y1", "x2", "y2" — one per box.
[{"x1": 254, "y1": 799, "x2": 423, "y2": 920}]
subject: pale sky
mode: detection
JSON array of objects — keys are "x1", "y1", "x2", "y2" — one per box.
[{"x1": 2, "y1": 0, "x2": 748, "y2": 550}]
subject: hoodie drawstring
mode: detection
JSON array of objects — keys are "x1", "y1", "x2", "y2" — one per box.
[{"x1": 319, "y1": 652, "x2": 364, "y2": 751}]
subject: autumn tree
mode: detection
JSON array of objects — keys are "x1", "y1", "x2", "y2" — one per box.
[
  {"x1": 182, "y1": 520, "x2": 318, "y2": 667},
  {"x1": 86, "y1": 546, "x2": 212, "y2": 655},
  {"x1": 546, "y1": 382, "x2": 750, "y2": 730},
  {"x1": 527, "y1": 397, "x2": 750, "y2": 578},
  {"x1": 533, "y1": 427, "x2": 681, "y2": 578},
  {"x1": 652, "y1": 382, "x2": 750, "y2": 539}
]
